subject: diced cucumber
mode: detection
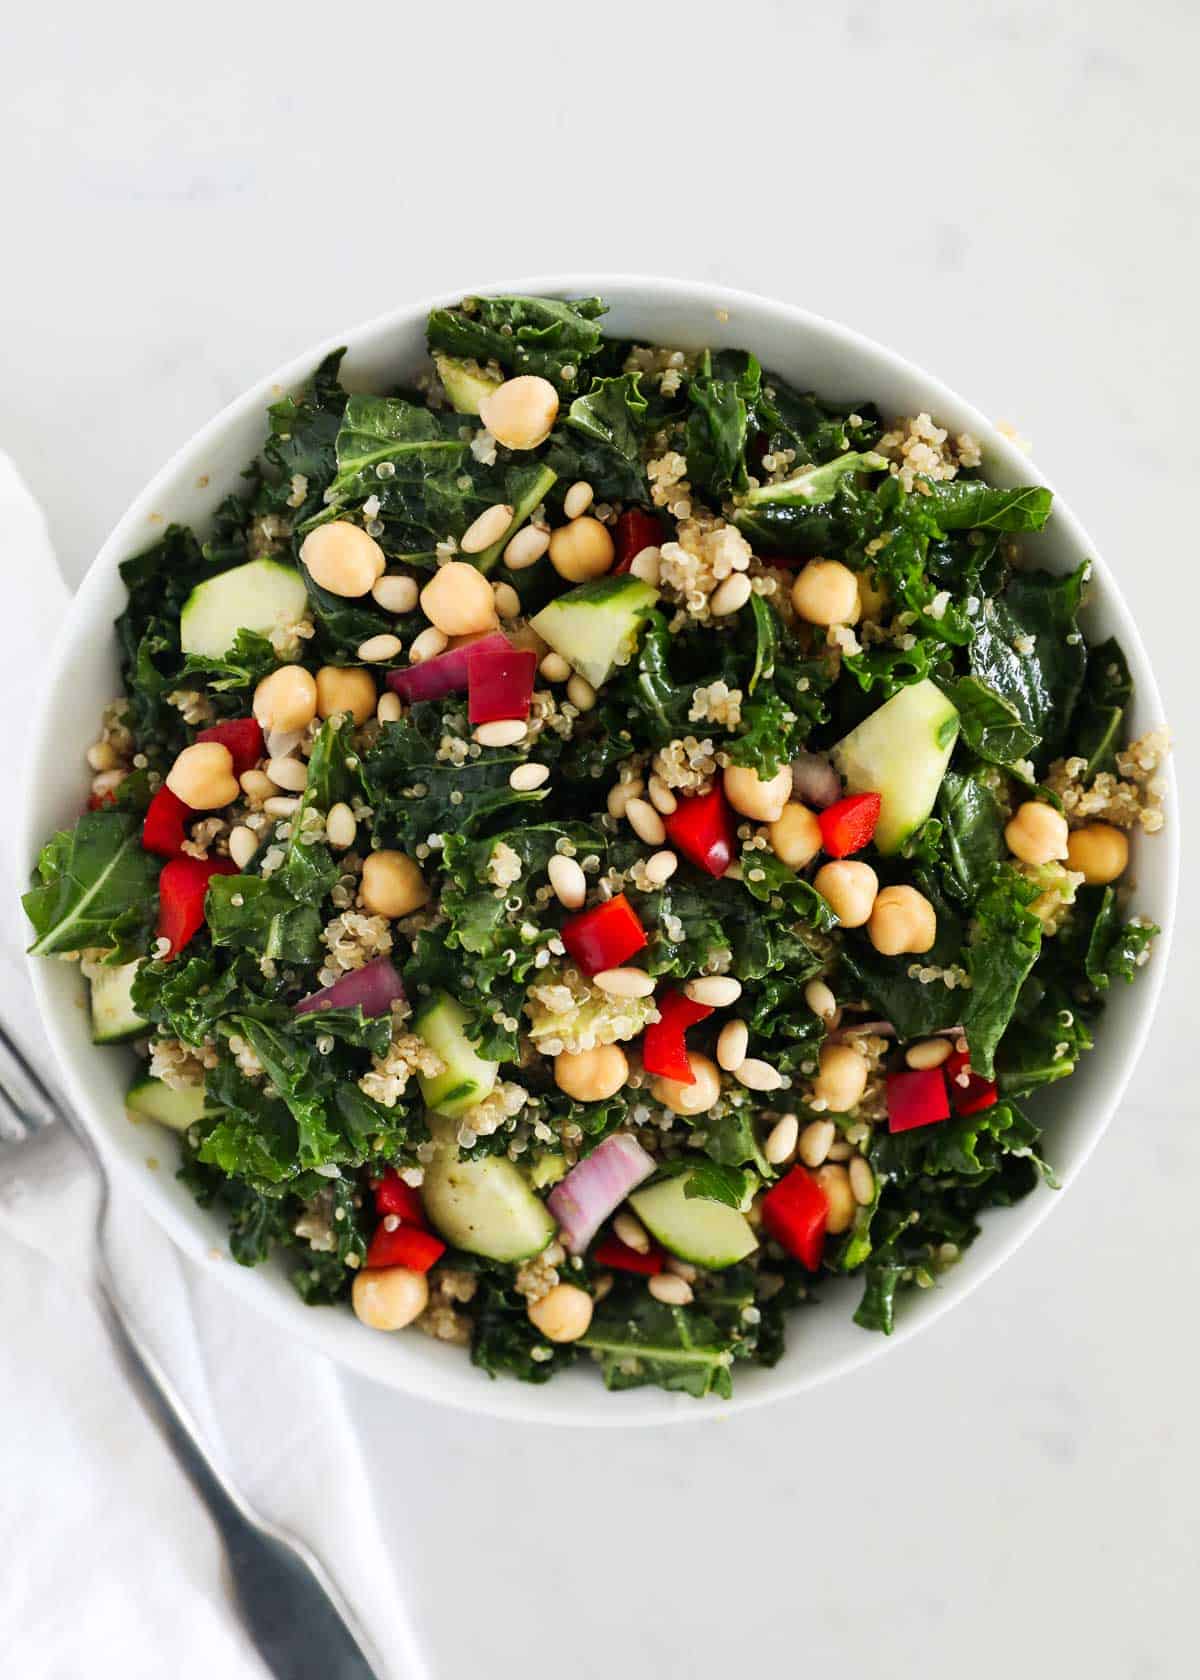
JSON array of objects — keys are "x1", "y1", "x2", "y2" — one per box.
[
  {"x1": 414, "y1": 991, "x2": 499, "y2": 1119},
  {"x1": 90, "y1": 960, "x2": 147, "y2": 1044},
  {"x1": 125, "y1": 1075, "x2": 217, "y2": 1132},
  {"x1": 630, "y1": 1172, "x2": 758, "y2": 1270},
  {"x1": 179, "y1": 559, "x2": 309, "y2": 658},
  {"x1": 421, "y1": 1151, "x2": 555, "y2": 1262},
  {"x1": 830, "y1": 678, "x2": 960, "y2": 855},
  {"x1": 530, "y1": 575, "x2": 659, "y2": 690},
  {"x1": 434, "y1": 353, "x2": 502, "y2": 415},
  {"x1": 530, "y1": 1153, "x2": 567, "y2": 1190}
]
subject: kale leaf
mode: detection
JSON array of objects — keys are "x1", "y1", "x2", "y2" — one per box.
[
  {"x1": 426, "y1": 295, "x2": 607, "y2": 391},
  {"x1": 24, "y1": 812, "x2": 161, "y2": 958}
]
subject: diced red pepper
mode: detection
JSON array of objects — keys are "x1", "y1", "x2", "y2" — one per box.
[
  {"x1": 818, "y1": 792, "x2": 881, "y2": 858},
  {"x1": 87, "y1": 790, "x2": 117, "y2": 810},
  {"x1": 560, "y1": 892, "x2": 647, "y2": 976},
  {"x1": 466, "y1": 640, "x2": 537, "y2": 724},
  {"x1": 195, "y1": 716, "x2": 264, "y2": 777},
  {"x1": 365, "y1": 1222, "x2": 446, "y2": 1273},
  {"x1": 761, "y1": 1166, "x2": 829, "y2": 1271},
  {"x1": 370, "y1": 1168, "x2": 428, "y2": 1226},
  {"x1": 886, "y1": 1068, "x2": 951, "y2": 1133},
  {"x1": 612, "y1": 508, "x2": 663, "y2": 574},
  {"x1": 142, "y1": 786, "x2": 192, "y2": 858},
  {"x1": 592, "y1": 1232, "x2": 665, "y2": 1275},
  {"x1": 641, "y1": 989, "x2": 714, "y2": 1083},
  {"x1": 944, "y1": 1049, "x2": 998, "y2": 1117},
  {"x1": 663, "y1": 785, "x2": 736, "y2": 878},
  {"x1": 155, "y1": 855, "x2": 238, "y2": 959}
]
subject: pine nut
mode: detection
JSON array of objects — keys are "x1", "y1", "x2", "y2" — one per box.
[
  {"x1": 240, "y1": 768, "x2": 277, "y2": 802},
  {"x1": 92, "y1": 768, "x2": 127, "y2": 797},
  {"x1": 629, "y1": 546, "x2": 661, "y2": 585},
  {"x1": 460, "y1": 503, "x2": 514, "y2": 554},
  {"x1": 765, "y1": 1113, "x2": 799, "y2": 1165},
  {"x1": 613, "y1": 1210, "x2": 650, "y2": 1253},
  {"x1": 710, "y1": 573, "x2": 752, "y2": 616},
  {"x1": 548, "y1": 854, "x2": 587, "y2": 909},
  {"x1": 798, "y1": 1119, "x2": 835, "y2": 1168},
  {"x1": 647, "y1": 774, "x2": 677, "y2": 815},
  {"x1": 87, "y1": 741, "x2": 117, "y2": 772},
  {"x1": 409, "y1": 626, "x2": 448, "y2": 664},
  {"x1": 357, "y1": 633, "x2": 403, "y2": 663},
  {"x1": 593, "y1": 967, "x2": 655, "y2": 998},
  {"x1": 563, "y1": 481, "x2": 594, "y2": 519},
  {"x1": 906, "y1": 1037, "x2": 952, "y2": 1070},
  {"x1": 626, "y1": 798, "x2": 666, "y2": 846},
  {"x1": 266, "y1": 756, "x2": 308, "y2": 792},
  {"x1": 492, "y1": 581, "x2": 521, "y2": 619},
  {"x1": 716, "y1": 1019, "x2": 749, "y2": 1071},
  {"x1": 804, "y1": 978, "x2": 838, "y2": 1021},
  {"x1": 265, "y1": 726, "x2": 304, "y2": 760},
  {"x1": 606, "y1": 779, "x2": 643, "y2": 819},
  {"x1": 263, "y1": 795, "x2": 300, "y2": 818},
  {"x1": 643, "y1": 850, "x2": 678, "y2": 886},
  {"x1": 510, "y1": 763, "x2": 550, "y2": 791},
  {"x1": 566, "y1": 673, "x2": 596, "y2": 712},
  {"x1": 228, "y1": 825, "x2": 258, "y2": 869},
  {"x1": 685, "y1": 976, "x2": 742, "y2": 1008},
  {"x1": 826, "y1": 1140, "x2": 853, "y2": 1162},
  {"x1": 326, "y1": 803, "x2": 357, "y2": 850},
  {"x1": 505, "y1": 526, "x2": 550, "y2": 570},
  {"x1": 539, "y1": 651, "x2": 571, "y2": 683},
  {"x1": 473, "y1": 719, "x2": 527, "y2": 747},
  {"x1": 377, "y1": 692, "x2": 402, "y2": 723},
  {"x1": 849, "y1": 1155, "x2": 875, "y2": 1205},
  {"x1": 371, "y1": 575, "x2": 419, "y2": 613},
  {"x1": 649, "y1": 1273, "x2": 693, "y2": 1306},
  {"x1": 816, "y1": 1163, "x2": 856, "y2": 1233},
  {"x1": 736, "y1": 1058, "x2": 783, "y2": 1092},
  {"x1": 665, "y1": 1257, "x2": 697, "y2": 1282}
]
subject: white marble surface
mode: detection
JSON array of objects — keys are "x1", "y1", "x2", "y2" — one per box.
[{"x1": 3, "y1": 1, "x2": 1198, "y2": 1674}]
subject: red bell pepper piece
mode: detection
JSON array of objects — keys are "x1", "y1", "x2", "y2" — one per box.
[
  {"x1": 195, "y1": 716, "x2": 264, "y2": 778},
  {"x1": 886, "y1": 1068, "x2": 951, "y2": 1133},
  {"x1": 761, "y1": 1166, "x2": 829, "y2": 1271},
  {"x1": 142, "y1": 786, "x2": 192, "y2": 858},
  {"x1": 87, "y1": 790, "x2": 117, "y2": 810},
  {"x1": 944, "y1": 1049, "x2": 998, "y2": 1116},
  {"x1": 641, "y1": 989, "x2": 714, "y2": 1083},
  {"x1": 155, "y1": 855, "x2": 238, "y2": 959},
  {"x1": 592, "y1": 1232, "x2": 665, "y2": 1275},
  {"x1": 612, "y1": 508, "x2": 663, "y2": 574},
  {"x1": 663, "y1": 785, "x2": 736, "y2": 878},
  {"x1": 818, "y1": 792, "x2": 881, "y2": 858},
  {"x1": 466, "y1": 640, "x2": 537, "y2": 724},
  {"x1": 365, "y1": 1222, "x2": 446, "y2": 1273},
  {"x1": 370, "y1": 1168, "x2": 428, "y2": 1226},
  {"x1": 560, "y1": 892, "x2": 647, "y2": 976}
]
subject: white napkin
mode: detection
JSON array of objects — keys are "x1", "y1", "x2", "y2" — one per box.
[{"x1": 0, "y1": 455, "x2": 428, "y2": 1680}]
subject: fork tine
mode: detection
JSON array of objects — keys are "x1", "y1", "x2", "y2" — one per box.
[{"x1": 0, "y1": 1018, "x2": 64, "y2": 1137}]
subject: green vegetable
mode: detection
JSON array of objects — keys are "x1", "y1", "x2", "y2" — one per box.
[
  {"x1": 530, "y1": 574, "x2": 659, "y2": 689},
  {"x1": 24, "y1": 813, "x2": 161, "y2": 958},
  {"x1": 630, "y1": 1172, "x2": 759, "y2": 1269},
  {"x1": 421, "y1": 1151, "x2": 555, "y2": 1263},
  {"x1": 126, "y1": 1075, "x2": 217, "y2": 1131},
  {"x1": 830, "y1": 678, "x2": 960, "y2": 854},
  {"x1": 414, "y1": 992, "x2": 500, "y2": 1118},
  {"x1": 179, "y1": 559, "x2": 308, "y2": 659},
  {"x1": 89, "y1": 958, "x2": 147, "y2": 1044}
]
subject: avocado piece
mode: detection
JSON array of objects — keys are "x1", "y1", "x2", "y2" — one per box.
[{"x1": 830, "y1": 678, "x2": 960, "y2": 854}]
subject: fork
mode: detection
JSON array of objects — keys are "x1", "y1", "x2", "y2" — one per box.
[{"x1": 0, "y1": 1019, "x2": 383, "y2": 1680}]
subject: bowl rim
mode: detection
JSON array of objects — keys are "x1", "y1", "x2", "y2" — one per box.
[{"x1": 20, "y1": 272, "x2": 1179, "y2": 1427}]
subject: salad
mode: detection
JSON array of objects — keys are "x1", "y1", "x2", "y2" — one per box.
[{"x1": 24, "y1": 293, "x2": 1167, "y2": 1399}]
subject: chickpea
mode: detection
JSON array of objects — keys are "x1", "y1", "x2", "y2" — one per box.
[
  {"x1": 768, "y1": 801, "x2": 822, "y2": 869},
  {"x1": 352, "y1": 1267, "x2": 429, "y2": 1331},
  {"x1": 478, "y1": 375, "x2": 560, "y2": 452},
  {"x1": 360, "y1": 851, "x2": 430, "y2": 918},
  {"x1": 1005, "y1": 800, "x2": 1069, "y2": 867},
  {"x1": 857, "y1": 567, "x2": 889, "y2": 621},
  {"x1": 651, "y1": 1052, "x2": 722, "y2": 1116},
  {"x1": 554, "y1": 1044, "x2": 629, "y2": 1103},
  {"x1": 868, "y1": 884, "x2": 937, "y2": 956},
  {"x1": 527, "y1": 1283, "x2": 594, "y2": 1344},
  {"x1": 166, "y1": 742, "x2": 238, "y2": 810},
  {"x1": 813, "y1": 1043, "x2": 869, "y2": 1114},
  {"x1": 419, "y1": 561, "x2": 498, "y2": 638},
  {"x1": 253, "y1": 664, "x2": 318, "y2": 734},
  {"x1": 548, "y1": 517, "x2": 614, "y2": 583},
  {"x1": 791, "y1": 560, "x2": 861, "y2": 627},
  {"x1": 724, "y1": 762, "x2": 793, "y2": 824},
  {"x1": 1067, "y1": 822, "x2": 1129, "y2": 885},
  {"x1": 814, "y1": 1164, "x2": 856, "y2": 1234},
  {"x1": 813, "y1": 860, "x2": 878, "y2": 927},
  {"x1": 315, "y1": 665, "x2": 377, "y2": 726},
  {"x1": 300, "y1": 521, "x2": 386, "y2": 598}
]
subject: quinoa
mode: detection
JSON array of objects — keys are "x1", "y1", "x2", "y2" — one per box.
[
  {"x1": 319, "y1": 910, "x2": 393, "y2": 985},
  {"x1": 1045, "y1": 728, "x2": 1169, "y2": 833},
  {"x1": 876, "y1": 412, "x2": 982, "y2": 493}
]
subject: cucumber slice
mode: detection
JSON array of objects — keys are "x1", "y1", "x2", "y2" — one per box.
[
  {"x1": 414, "y1": 991, "x2": 499, "y2": 1118},
  {"x1": 630, "y1": 1172, "x2": 758, "y2": 1270},
  {"x1": 125, "y1": 1075, "x2": 217, "y2": 1132},
  {"x1": 90, "y1": 960, "x2": 147, "y2": 1044},
  {"x1": 434, "y1": 353, "x2": 502, "y2": 415},
  {"x1": 530, "y1": 576, "x2": 659, "y2": 690},
  {"x1": 830, "y1": 678, "x2": 960, "y2": 855},
  {"x1": 421, "y1": 1151, "x2": 555, "y2": 1262},
  {"x1": 180, "y1": 558, "x2": 309, "y2": 658},
  {"x1": 530, "y1": 1153, "x2": 567, "y2": 1190}
]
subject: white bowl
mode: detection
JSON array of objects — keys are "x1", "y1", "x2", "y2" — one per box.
[{"x1": 21, "y1": 276, "x2": 1178, "y2": 1426}]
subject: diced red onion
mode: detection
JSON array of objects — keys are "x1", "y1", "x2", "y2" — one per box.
[
  {"x1": 791, "y1": 751, "x2": 841, "y2": 809},
  {"x1": 387, "y1": 631, "x2": 511, "y2": 705},
  {"x1": 294, "y1": 956, "x2": 406, "y2": 1018},
  {"x1": 547, "y1": 1134, "x2": 656, "y2": 1255}
]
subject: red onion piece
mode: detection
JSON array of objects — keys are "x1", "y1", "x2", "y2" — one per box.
[
  {"x1": 294, "y1": 956, "x2": 406, "y2": 1018},
  {"x1": 791, "y1": 751, "x2": 841, "y2": 809},
  {"x1": 547, "y1": 1134, "x2": 656, "y2": 1255},
  {"x1": 386, "y1": 631, "x2": 511, "y2": 705}
]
